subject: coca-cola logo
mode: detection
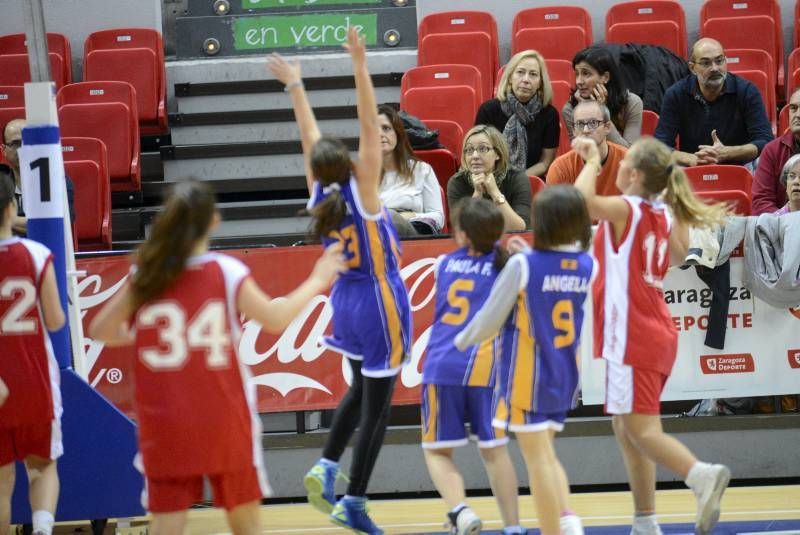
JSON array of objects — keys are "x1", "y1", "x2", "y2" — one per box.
[
  {"x1": 700, "y1": 354, "x2": 755, "y2": 374},
  {"x1": 78, "y1": 256, "x2": 442, "y2": 397}
]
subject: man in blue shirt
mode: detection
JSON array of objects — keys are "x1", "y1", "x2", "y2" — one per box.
[{"x1": 654, "y1": 38, "x2": 773, "y2": 168}]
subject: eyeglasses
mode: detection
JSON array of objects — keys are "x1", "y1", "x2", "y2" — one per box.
[
  {"x1": 693, "y1": 56, "x2": 726, "y2": 69},
  {"x1": 3, "y1": 140, "x2": 21, "y2": 150},
  {"x1": 574, "y1": 119, "x2": 605, "y2": 131},
  {"x1": 786, "y1": 172, "x2": 800, "y2": 182},
  {"x1": 463, "y1": 145, "x2": 494, "y2": 155}
]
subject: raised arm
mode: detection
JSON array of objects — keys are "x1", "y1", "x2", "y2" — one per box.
[
  {"x1": 267, "y1": 53, "x2": 321, "y2": 195},
  {"x1": 344, "y1": 27, "x2": 382, "y2": 214},
  {"x1": 572, "y1": 137, "x2": 629, "y2": 231},
  {"x1": 238, "y1": 243, "x2": 345, "y2": 333}
]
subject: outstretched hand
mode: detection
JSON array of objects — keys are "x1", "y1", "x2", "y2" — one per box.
[
  {"x1": 266, "y1": 52, "x2": 302, "y2": 87},
  {"x1": 342, "y1": 26, "x2": 367, "y2": 65},
  {"x1": 571, "y1": 136, "x2": 601, "y2": 165},
  {"x1": 311, "y1": 242, "x2": 347, "y2": 289}
]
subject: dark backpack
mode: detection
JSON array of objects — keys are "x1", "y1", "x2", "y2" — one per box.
[{"x1": 399, "y1": 110, "x2": 443, "y2": 150}]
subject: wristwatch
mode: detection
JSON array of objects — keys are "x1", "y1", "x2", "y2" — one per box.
[{"x1": 493, "y1": 194, "x2": 507, "y2": 205}]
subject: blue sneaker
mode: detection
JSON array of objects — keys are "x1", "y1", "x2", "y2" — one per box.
[
  {"x1": 304, "y1": 460, "x2": 344, "y2": 514},
  {"x1": 330, "y1": 496, "x2": 383, "y2": 535}
]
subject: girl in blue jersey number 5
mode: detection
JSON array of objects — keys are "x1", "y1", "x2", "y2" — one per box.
[{"x1": 267, "y1": 28, "x2": 412, "y2": 535}]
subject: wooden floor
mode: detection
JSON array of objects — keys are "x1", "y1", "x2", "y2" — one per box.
[{"x1": 152, "y1": 485, "x2": 799, "y2": 534}]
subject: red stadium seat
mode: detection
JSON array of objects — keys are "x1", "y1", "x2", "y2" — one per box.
[
  {"x1": 512, "y1": 26, "x2": 588, "y2": 62},
  {"x1": 551, "y1": 80, "x2": 572, "y2": 113},
  {"x1": 415, "y1": 149, "x2": 458, "y2": 193},
  {"x1": 558, "y1": 118, "x2": 572, "y2": 156},
  {"x1": 529, "y1": 175, "x2": 546, "y2": 199},
  {"x1": 726, "y1": 48, "x2": 775, "y2": 91},
  {"x1": 401, "y1": 83, "x2": 479, "y2": 137},
  {"x1": 57, "y1": 81, "x2": 141, "y2": 192},
  {"x1": 401, "y1": 64, "x2": 483, "y2": 101},
  {"x1": 418, "y1": 33, "x2": 494, "y2": 102},
  {"x1": 421, "y1": 119, "x2": 463, "y2": 157},
  {"x1": 605, "y1": 0, "x2": 687, "y2": 57},
  {"x1": 0, "y1": 54, "x2": 68, "y2": 91},
  {"x1": 786, "y1": 47, "x2": 800, "y2": 97},
  {"x1": 641, "y1": 110, "x2": 659, "y2": 136},
  {"x1": 61, "y1": 137, "x2": 111, "y2": 251},
  {"x1": 700, "y1": 0, "x2": 784, "y2": 97},
  {"x1": 697, "y1": 189, "x2": 752, "y2": 215},
  {"x1": 0, "y1": 85, "x2": 24, "y2": 108},
  {"x1": 734, "y1": 69, "x2": 776, "y2": 130},
  {"x1": 779, "y1": 103, "x2": 790, "y2": 133},
  {"x1": 545, "y1": 59, "x2": 574, "y2": 84},
  {"x1": 0, "y1": 32, "x2": 72, "y2": 88},
  {"x1": 83, "y1": 28, "x2": 167, "y2": 135},
  {"x1": 418, "y1": 10, "x2": 499, "y2": 65},
  {"x1": 513, "y1": 6, "x2": 593, "y2": 40},
  {"x1": 683, "y1": 165, "x2": 753, "y2": 196}
]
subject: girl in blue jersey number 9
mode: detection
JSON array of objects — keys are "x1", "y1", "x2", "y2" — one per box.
[
  {"x1": 421, "y1": 197, "x2": 523, "y2": 535},
  {"x1": 268, "y1": 28, "x2": 412, "y2": 535},
  {"x1": 456, "y1": 185, "x2": 595, "y2": 535}
]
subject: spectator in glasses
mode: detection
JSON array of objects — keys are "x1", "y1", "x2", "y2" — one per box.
[
  {"x1": 654, "y1": 38, "x2": 773, "y2": 168},
  {"x1": 446, "y1": 125, "x2": 531, "y2": 231},
  {"x1": 546, "y1": 100, "x2": 626, "y2": 196}
]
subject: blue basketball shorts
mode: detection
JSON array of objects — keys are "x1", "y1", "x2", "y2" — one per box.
[{"x1": 421, "y1": 383, "x2": 508, "y2": 449}]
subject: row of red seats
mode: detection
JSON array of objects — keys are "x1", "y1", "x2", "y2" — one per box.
[{"x1": 0, "y1": 29, "x2": 166, "y2": 135}]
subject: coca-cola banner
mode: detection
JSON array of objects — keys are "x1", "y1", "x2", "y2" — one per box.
[
  {"x1": 79, "y1": 243, "x2": 800, "y2": 416},
  {"x1": 580, "y1": 257, "x2": 800, "y2": 404}
]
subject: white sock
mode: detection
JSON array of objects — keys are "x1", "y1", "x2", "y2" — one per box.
[
  {"x1": 633, "y1": 513, "x2": 658, "y2": 526},
  {"x1": 503, "y1": 524, "x2": 524, "y2": 534},
  {"x1": 32, "y1": 510, "x2": 54, "y2": 535},
  {"x1": 450, "y1": 502, "x2": 467, "y2": 514},
  {"x1": 685, "y1": 460, "x2": 712, "y2": 488}
]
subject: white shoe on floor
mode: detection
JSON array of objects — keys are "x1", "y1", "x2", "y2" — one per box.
[
  {"x1": 692, "y1": 463, "x2": 731, "y2": 535},
  {"x1": 448, "y1": 506, "x2": 482, "y2": 535},
  {"x1": 560, "y1": 514, "x2": 584, "y2": 535}
]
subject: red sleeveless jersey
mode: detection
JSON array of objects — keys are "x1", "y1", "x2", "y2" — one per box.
[
  {"x1": 592, "y1": 196, "x2": 678, "y2": 375},
  {"x1": 0, "y1": 237, "x2": 61, "y2": 428},
  {"x1": 132, "y1": 253, "x2": 264, "y2": 479}
]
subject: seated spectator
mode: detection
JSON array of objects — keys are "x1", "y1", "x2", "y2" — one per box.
[
  {"x1": 753, "y1": 89, "x2": 800, "y2": 214},
  {"x1": 654, "y1": 38, "x2": 773, "y2": 168},
  {"x1": 2, "y1": 119, "x2": 74, "y2": 236},
  {"x1": 547, "y1": 101, "x2": 625, "y2": 196},
  {"x1": 474, "y1": 50, "x2": 559, "y2": 177},
  {"x1": 446, "y1": 125, "x2": 530, "y2": 231},
  {"x1": 563, "y1": 45, "x2": 643, "y2": 148},
  {"x1": 377, "y1": 105, "x2": 444, "y2": 236},
  {"x1": 775, "y1": 154, "x2": 800, "y2": 215}
]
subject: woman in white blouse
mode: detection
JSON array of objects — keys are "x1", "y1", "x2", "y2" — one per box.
[{"x1": 378, "y1": 104, "x2": 444, "y2": 236}]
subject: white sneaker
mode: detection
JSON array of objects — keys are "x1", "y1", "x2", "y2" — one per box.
[
  {"x1": 447, "y1": 506, "x2": 482, "y2": 535},
  {"x1": 692, "y1": 464, "x2": 731, "y2": 535},
  {"x1": 560, "y1": 514, "x2": 584, "y2": 535}
]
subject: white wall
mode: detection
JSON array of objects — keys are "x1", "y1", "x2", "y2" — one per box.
[
  {"x1": 0, "y1": 0, "x2": 162, "y2": 79},
  {"x1": 417, "y1": 0, "x2": 797, "y2": 65}
]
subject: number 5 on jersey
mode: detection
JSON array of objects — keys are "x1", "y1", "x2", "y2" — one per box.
[{"x1": 442, "y1": 279, "x2": 475, "y2": 326}]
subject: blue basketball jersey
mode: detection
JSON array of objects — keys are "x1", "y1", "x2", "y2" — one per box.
[
  {"x1": 423, "y1": 248, "x2": 500, "y2": 387},
  {"x1": 308, "y1": 177, "x2": 402, "y2": 281},
  {"x1": 497, "y1": 249, "x2": 594, "y2": 413}
]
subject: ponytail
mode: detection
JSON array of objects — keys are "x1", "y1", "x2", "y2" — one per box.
[
  {"x1": 130, "y1": 180, "x2": 216, "y2": 310},
  {"x1": 310, "y1": 190, "x2": 347, "y2": 239},
  {"x1": 492, "y1": 242, "x2": 509, "y2": 271},
  {"x1": 664, "y1": 166, "x2": 729, "y2": 227}
]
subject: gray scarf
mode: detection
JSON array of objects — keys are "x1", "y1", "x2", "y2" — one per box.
[{"x1": 500, "y1": 93, "x2": 542, "y2": 171}]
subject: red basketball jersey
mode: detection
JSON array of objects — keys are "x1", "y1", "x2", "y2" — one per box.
[
  {"x1": 592, "y1": 196, "x2": 678, "y2": 375},
  {"x1": 132, "y1": 253, "x2": 267, "y2": 483},
  {"x1": 0, "y1": 237, "x2": 61, "y2": 428}
]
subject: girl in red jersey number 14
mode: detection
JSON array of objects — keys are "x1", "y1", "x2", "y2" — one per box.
[
  {"x1": 90, "y1": 180, "x2": 344, "y2": 535},
  {"x1": 573, "y1": 135, "x2": 731, "y2": 535}
]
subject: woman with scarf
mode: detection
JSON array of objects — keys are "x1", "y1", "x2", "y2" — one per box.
[
  {"x1": 446, "y1": 125, "x2": 531, "y2": 231},
  {"x1": 474, "y1": 49, "x2": 560, "y2": 178}
]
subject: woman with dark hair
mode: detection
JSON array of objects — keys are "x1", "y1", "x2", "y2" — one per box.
[
  {"x1": 377, "y1": 104, "x2": 444, "y2": 236},
  {"x1": 447, "y1": 125, "x2": 531, "y2": 231},
  {"x1": 268, "y1": 29, "x2": 412, "y2": 534},
  {"x1": 563, "y1": 46, "x2": 643, "y2": 148},
  {"x1": 475, "y1": 49, "x2": 560, "y2": 177}
]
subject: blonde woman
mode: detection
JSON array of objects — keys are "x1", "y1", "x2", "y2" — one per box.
[
  {"x1": 475, "y1": 49, "x2": 560, "y2": 177},
  {"x1": 446, "y1": 125, "x2": 531, "y2": 231}
]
